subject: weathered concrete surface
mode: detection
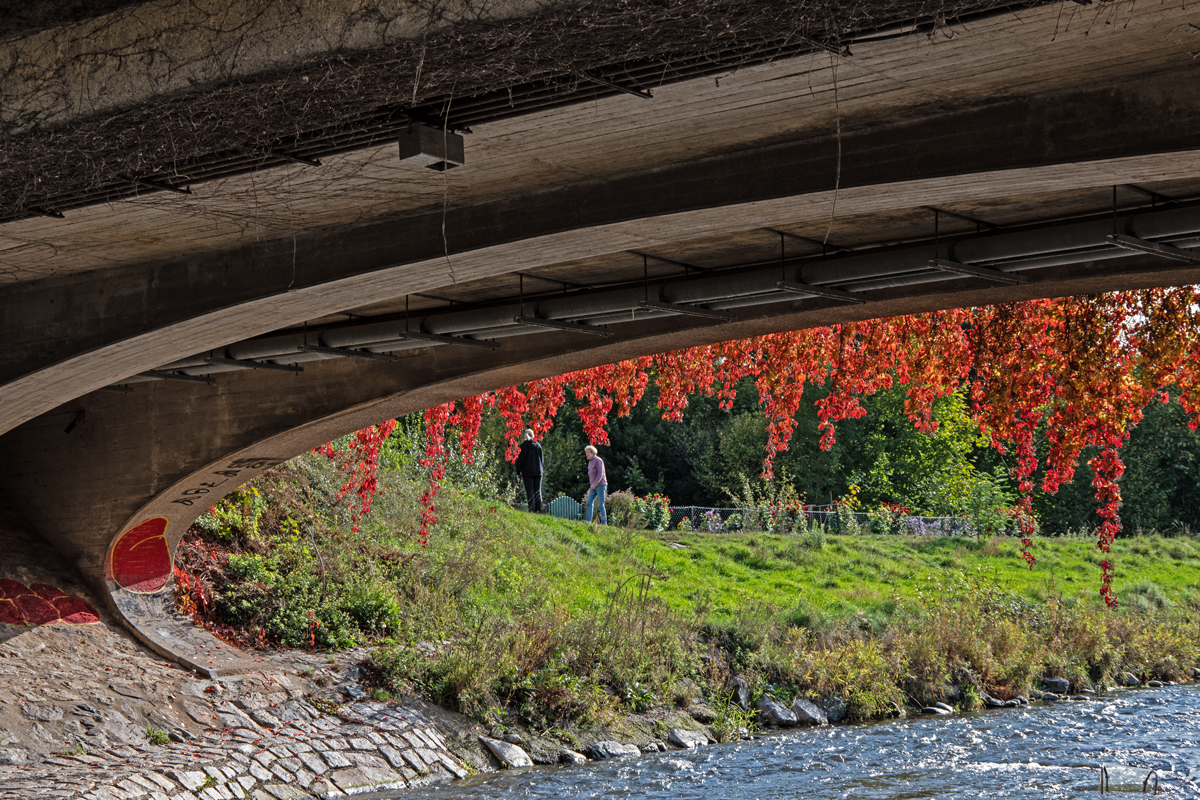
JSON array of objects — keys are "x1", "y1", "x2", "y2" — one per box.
[
  {"x1": 1, "y1": 0, "x2": 556, "y2": 136},
  {"x1": 2, "y1": 0, "x2": 1198, "y2": 439},
  {"x1": 5, "y1": 74, "x2": 1200, "y2": 435},
  {"x1": 5, "y1": 1, "x2": 1198, "y2": 284}
]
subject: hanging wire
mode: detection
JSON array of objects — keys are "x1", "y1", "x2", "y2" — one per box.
[
  {"x1": 780, "y1": 231, "x2": 786, "y2": 282},
  {"x1": 1112, "y1": 185, "x2": 1118, "y2": 235},
  {"x1": 934, "y1": 208, "x2": 940, "y2": 260}
]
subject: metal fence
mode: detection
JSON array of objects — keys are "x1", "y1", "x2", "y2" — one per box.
[
  {"x1": 666, "y1": 507, "x2": 744, "y2": 531},
  {"x1": 665, "y1": 505, "x2": 997, "y2": 537},
  {"x1": 523, "y1": 498, "x2": 1001, "y2": 537}
]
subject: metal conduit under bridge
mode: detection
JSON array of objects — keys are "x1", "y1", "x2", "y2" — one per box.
[{"x1": 140, "y1": 204, "x2": 1200, "y2": 380}]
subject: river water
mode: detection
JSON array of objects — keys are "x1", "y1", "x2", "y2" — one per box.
[{"x1": 375, "y1": 685, "x2": 1200, "y2": 798}]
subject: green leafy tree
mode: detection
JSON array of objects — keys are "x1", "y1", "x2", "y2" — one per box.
[{"x1": 1034, "y1": 399, "x2": 1200, "y2": 534}]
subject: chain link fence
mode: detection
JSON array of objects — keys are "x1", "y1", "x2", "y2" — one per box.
[{"x1": 665, "y1": 505, "x2": 995, "y2": 537}]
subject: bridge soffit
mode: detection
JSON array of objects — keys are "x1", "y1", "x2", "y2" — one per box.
[{"x1": 3, "y1": 69, "x2": 1200, "y2": 434}]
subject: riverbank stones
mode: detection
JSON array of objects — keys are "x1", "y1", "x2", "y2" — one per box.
[
  {"x1": 820, "y1": 695, "x2": 849, "y2": 723},
  {"x1": 1120, "y1": 673, "x2": 1141, "y2": 687},
  {"x1": 1041, "y1": 677, "x2": 1070, "y2": 694},
  {"x1": 756, "y1": 696, "x2": 797, "y2": 727},
  {"x1": 1042, "y1": 692, "x2": 1060, "y2": 702},
  {"x1": 933, "y1": 702, "x2": 954, "y2": 713},
  {"x1": 1148, "y1": 680, "x2": 1164, "y2": 688},
  {"x1": 729, "y1": 677, "x2": 751, "y2": 710},
  {"x1": 479, "y1": 736, "x2": 533, "y2": 768},
  {"x1": 667, "y1": 729, "x2": 708, "y2": 749},
  {"x1": 982, "y1": 693, "x2": 1005, "y2": 708},
  {"x1": 590, "y1": 741, "x2": 641, "y2": 760},
  {"x1": 921, "y1": 707, "x2": 952, "y2": 715},
  {"x1": 689, "y1": 704, "x2": 716, "y2": 724},
  {"x1": 559, "y1": 749, "x2": 587, "y2": 764},
  {"x1": 790, "y1": 698, "x2": 828, "y2": 726}
]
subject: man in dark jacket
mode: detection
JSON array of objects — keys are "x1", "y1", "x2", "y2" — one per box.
[{"x1": 514, "y1": 429, "x2": 544, "y2": 513}]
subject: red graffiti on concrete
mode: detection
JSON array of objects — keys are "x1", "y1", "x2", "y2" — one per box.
[
  {"x1": 109, "y1": 517, "x2": 171, "y2": 593},
  {"x1": 0, "y1": 580, "x2": 100, "y2": 626}
]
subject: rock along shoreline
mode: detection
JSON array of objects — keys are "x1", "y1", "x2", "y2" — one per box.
[{"x1": 3, "y1": 613, "x2": 1199, "y2": 800}]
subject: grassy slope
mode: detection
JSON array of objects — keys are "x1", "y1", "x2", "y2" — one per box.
[
  {"x1": 183, "y1": 460, "x2": 1200, "y2": 734},
  {"x1": 430, "y1": 501, "x2": 1200, "y2": 622}
]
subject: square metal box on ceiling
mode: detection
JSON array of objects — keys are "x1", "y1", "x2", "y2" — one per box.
[{"x1": 398, "y1": 123, "x2": 465, "y2": 170}]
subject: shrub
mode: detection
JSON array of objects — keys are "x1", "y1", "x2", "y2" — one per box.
[
  {"x1": 195, "y1": 487, "x2": 269, "y2": 544},
  {"x1": 724, "y1": 475, "x2": 805, "y2": 533},
  {"x1": 607, "y1": 489, "x2": 643, "y2": 529},
  {"x1": 632, "y1": 493, "x2": 671, "y2": 531},
  {"x1": 703, "y1": 509, "x2": 725, "y2": 533},
  {"x1": 342, "y1": 583, "x2": 403, "y2": 636},
  {"x1": 785, "y1": 635, "x2": 905, "y2": 720},
  {"x1": 709, "y1": 694, "x2": 755, "y2": 742}
]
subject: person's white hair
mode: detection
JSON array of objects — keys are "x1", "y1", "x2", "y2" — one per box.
[
  {"x1": 584, "y1": 445, "x2": 598, "y2": 456},
  {"x1": 523, "y1": 429, "x2": 535, "y2": 441}
]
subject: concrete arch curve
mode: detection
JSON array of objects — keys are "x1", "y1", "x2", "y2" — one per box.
[{"x1": 3, "y1": 251, "x2": 1199, "y2": 674}]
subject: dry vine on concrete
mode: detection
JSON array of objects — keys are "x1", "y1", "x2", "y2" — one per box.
[{"x1": 1, "y1": 0, "x2": 1055, "y2": 219}]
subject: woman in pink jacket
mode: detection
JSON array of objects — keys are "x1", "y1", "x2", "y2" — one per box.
[{"x1": 584, "y1": 445, "x2": 607, "y2": 525}]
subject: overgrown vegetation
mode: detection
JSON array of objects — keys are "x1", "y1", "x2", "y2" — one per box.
[{"x1": 176, "y1": 447, "x2": 1200, "y2": 732}]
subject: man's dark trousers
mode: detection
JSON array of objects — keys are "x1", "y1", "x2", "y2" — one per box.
[{"x1": 523, "y1": 475, "x2": 543, "y2": 513}]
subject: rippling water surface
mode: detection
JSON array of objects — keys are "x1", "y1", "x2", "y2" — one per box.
[{"x1": 377, "y1": 686, "x2": 1200, "y2": 798}]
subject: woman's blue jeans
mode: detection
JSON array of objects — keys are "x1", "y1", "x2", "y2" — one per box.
[{"x1": 585, "y1": 485, "x2": 607, "y2": 524}]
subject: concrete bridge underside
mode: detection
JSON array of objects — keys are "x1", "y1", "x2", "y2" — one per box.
[{"x1": 2, "y1": 0, "x2": 1200, "y2": 674}]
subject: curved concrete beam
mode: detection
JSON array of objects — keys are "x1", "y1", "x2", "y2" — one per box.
[
  {"x1": 4, "y1": 69, "x2": 1200, "y2": 436},
  {"x1": 0, "y1": 250, "x2": 1197, "y2": 673}
]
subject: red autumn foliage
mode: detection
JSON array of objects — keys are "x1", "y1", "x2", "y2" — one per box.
[
  {"x1": 315, "y1": 420, "x2": 398, "y2": 532},
  {"x1": 323, "y1": 288, "x2": 1200, "y2": 609}
]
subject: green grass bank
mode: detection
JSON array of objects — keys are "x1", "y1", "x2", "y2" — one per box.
[{"x1": 176, "y1": 454, "x2": 1200, "y2": 739}]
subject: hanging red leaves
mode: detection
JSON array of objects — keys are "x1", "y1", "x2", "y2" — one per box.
[
  {"x1": 315, "y1": 420, "x2": 398, "y2": 532},
  {"x1": 326, "y1": 287, "x2": 1200, "y2": 608}
]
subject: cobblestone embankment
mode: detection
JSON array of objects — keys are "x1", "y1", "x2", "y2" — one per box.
[
  {"x1": 0, "y1": 506, "x2": 485, "y2": 799},
  {"x1": 0, "y1": 614, "x2": 482, "y2": 799}
]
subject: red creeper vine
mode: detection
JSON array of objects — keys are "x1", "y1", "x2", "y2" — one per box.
[{"x1": 326, "y1": 287, "x2": 1200, "y2": 607}]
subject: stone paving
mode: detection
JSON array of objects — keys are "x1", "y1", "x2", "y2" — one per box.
[
  {"x1": 0, "y1": 618, "x2": 480, "y2": 799},
  {"x1": 0, "y1": 695, "x2": 471, "y2": 799}
]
